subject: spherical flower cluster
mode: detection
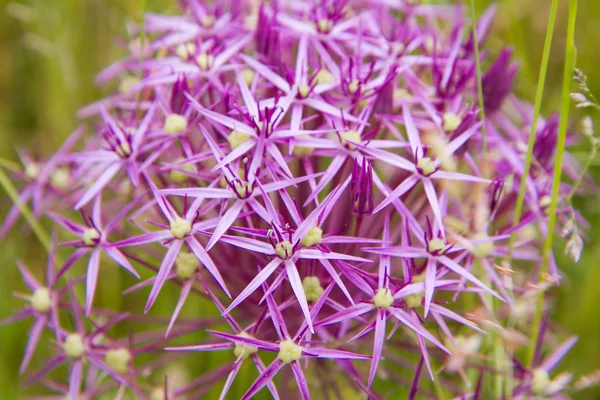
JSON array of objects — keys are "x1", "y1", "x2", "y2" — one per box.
[{"x1": 2, "y1": 0, "x2": 596, "y2": 399}]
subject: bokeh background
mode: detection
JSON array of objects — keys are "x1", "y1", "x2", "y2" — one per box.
[{"x1": 0, "y1": 0, "x2": 599, "y2": 398}]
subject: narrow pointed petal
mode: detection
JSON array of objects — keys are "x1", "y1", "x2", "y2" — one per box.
[
  {"x1": 422, "y1": 179, "x2": 445, "y2": 238},
  {"x1": 368, "y1": 310, "x2": 387, "y2": 387},
  {"x1": 145, "y1": 240, "x2": 183, "y2": 313},
  {"x1": 166, "y1": 278, "x2": 194, "y2": 338},
  {"x1": 205, "y1": 200, "x2": 244, "y2": 252},
  {"x1": 438, "y1": 256, "x2": 502, "y2": 301},
  {"x1": 241, "y1": 360, "x2": 285, "y2": 400},
  {"x1": 75, "y1": 163, "x2": 120, "y2": 210},
  {"x1": 187, "y1": 236, "x2": 231, "y2": 297},
  {"x1": 19, "y1": 316, "x2": 46, "y2": 373},
  {"x1": 223, "y1": 258, "x2": 282, "y2": 314},
  {"x1": 285, "y1": 260, "x2": 314, "y2": 333},
  {"x1": 316, "y1": 303, "x2": 374, "y2": 327},
  {"x1": 373, "y1": 175, "x2": 419, "y2": 214},
  {"x1": 112, "y1": 229, "x2": 172, "y2": 248},
  {"x1": 219, "y1": 361, "x2": 243, "y2": 400},
  {"x1": 291, "y1": 362, "x2": 310, "y2": 400},
  {"x1": 85, "y1": 248, "x2": 101, "y2": 315}
]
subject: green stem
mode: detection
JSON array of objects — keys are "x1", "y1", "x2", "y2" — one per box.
[
  {"x1": 469, "y1": 0, "x2": 488, "y2": 155},
  {"x1": 0, "y1": 168, "x2": 51, "y2": 252},
  {"x1": 526, "y1": 0, "x2": 578, "y2": 368},
  {"x1": 505, "y1": 0, "x2": 559, "y2": 263},
  {"x1": 0, "y1": 157, "x2": 21, "y2": 172}
]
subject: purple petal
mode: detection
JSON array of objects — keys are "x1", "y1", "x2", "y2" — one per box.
[
  {"x1": 74, "y1": 162, "x2": 120, "y2": 210},
  {"x1": 85, "y1": 248, "x2": 101, "y2": 315},
  {"x1": 104, "y1": 246, "x2": 139, "y2": 278},
  {"x1": 223, "y1": 258, "x2": 282, "y2": 315},
  {"x1": 291, "y1": 362, "x2": 310, "y2": 400},
  {"x1": 219, "y1": 361, "x2": 243, "y2": 400},
  {"x1": 241, "y1": 360, "x2": 285, "y2": 400},
  {"x1": 296, "y1": 249, "x2": 372, "y2": 263},
  {"x1": 205, "y1": 200, "x2": 244, "y2": 252},
  {"x1": 373, "y1": 175, "x2": 419, "y2": 214},
  {"x1": 145, "y1": 240, "x2": 183, "y2": 313},
  {"x1": 19, "y1": 316, "x2": 46, "y2": 373},
  {"x1": 368, "y1": 311, "x2": 387, "y2": 387},
  {"x1": 166, "y1": 278, "x2": 194, "y2": 338},
  {"x1": 112, "y1": 229, "x2": 172, "y2": 248},
  {"x1": 438, "y1": 256, "x2": 501, "y2": 301},
  {"x1": 187, "y1": 236, "x2": 231, "y2": 298},
  {"x1": 316, "y1": 303, "x2": 374, "y2": 327},
  {"x1": 165, "y1": 342, "x2": 233, "y2": 352},
  {"x1": 285, "y1": 260, "x2": 314, "y2": 333}
]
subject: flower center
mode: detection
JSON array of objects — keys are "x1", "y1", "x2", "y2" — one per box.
[
  {"x1": 275, "y1": 240, "x2": 294, "y2": 259},
  {"x1": 312, "y1": 69, "x2": 334, "y2": 86},
  {"x1": 196, "y1": 53, "x2": 214, "y2": 71},
  {"x1": 404, "y1": 273, "x2": 426, "y2": 308},
  {"x1": 105, "y1": 348, "x2": 132, "y2": 374},
  {"x1": 417, "y1": 157, "x2": 436, "y2": 176},
  {"x1": 30, "y1": 287, "x2": 51, "y2": 313},
  {"x1": 301, "y1": 226, "x2": 323, "y2": 248},
  {"x1": 233, "y1": 332, "x2": 259, "y2": 360},
  {"x1": 317, "y1": 19, "x2": 333, "y2": 33},
  {"x1": 373, "y1": 288, "x2": 394, "y2": 309},
  {"x1": 228, "y1": 130, "x2": 251, "y2": 150},
  {"x1": 427, "y1": 237, "x2": 447, "y2": 255},
  {"x1": 278, "y1": 340, "x2": 303, "y2": 364},
  {"x1": 175, "y1": 251, "x2": 200, "y2": 279},
  {"x1": 443, "y1": 113, "x2": 462, "y2": 131},
  {"x1": 201, "y1": 15, "x2": 215, "y2": 28},
  {"x1": 241, "y1": 68, "x2": 255, "y2": 86},
  {"x1": 298, "y1": 83, "x2": 311, "y2": 98},
  {"x1": 531, "y1": 368, "x2": 551, "y2": 394},
  {"x1": 115, "y1": 141, "x2": 132, "y2": 158},
  {"x1": 164, "y1": 113, "x2": 188, "y2": 135},
  {"x1": 175, "y1": 42, "x2": 196, "y2": 60},
  {"x1": 348, "y1": 79, "x2": 361, "y2": 95},
  {"x1": 233, "y1": 180, "x2": 254, "y2": 199},
  {"x1": 341, "y1": 130, "x2": 361, "y2": 150},
  {"x1": 25, "y1": 163, "x2": 40, "y2": 180},
  {"x1": 302, "y1": 276, "x2": 324, "y2": 302},
  {"x1": 83, "y1": 228, "x2": 101, "y2": 246},
  {"x1": 50, "y1": 167, "x2": 70, "y2": 189},
  {"x1": 64, "y1": 333, "x2": 85, "y2": 358},
  {"x1": 170, "y1": 217, "x2": 192, "y2": 239},
  {"x1": 539, "y1": 195, "x2": 552, "y2": 208}
]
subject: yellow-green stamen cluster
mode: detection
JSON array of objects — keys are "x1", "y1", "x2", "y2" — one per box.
[
  {"x1": 301, "y1": 226, "x2": 323, "y2": 248},
  {"x1": 373, "y1": 288, "x2": 394, "y2": 309},
  {"x1": 64, "y1": 333, "x2": 85, "y2": 358},
  {"x1": 170, "y1": 217, "x2": 192, "y2": 239},
  {"x1": 176, "y1": 251, "x2": 200, "y2": 279},
  {"x1": 233, "y1": 332, "x2": 259, "y2": 360},
  {"x1": 105, "y1": 348, "x2": 132, "y2": 374},
  {"x1": 278, "y1": 340, "x2": 303, "y2": 364},
  {"x1": 302, "y1": 276, "x2": 324, "y2": 302}
]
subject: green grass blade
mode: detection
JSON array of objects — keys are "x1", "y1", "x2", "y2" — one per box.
[
  {"x1": 0, "y1": 168, "x2": 51, "y2": 252},
  {"x1": 506, "y1": 0, "x2": 559, "y2": 263},
  {"x1": 526, "y1": 0, "x2": 579, "y2": 368},
  {"x1": 469, "y1": 0, "x2": 488, "y2": 155}
]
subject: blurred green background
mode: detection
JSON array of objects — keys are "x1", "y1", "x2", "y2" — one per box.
[{"x1": 0, "y1": 0, "x2": 599, "y2": 398}]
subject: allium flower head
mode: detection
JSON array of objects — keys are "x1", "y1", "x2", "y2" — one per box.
[{"x1": 1, "y1": 0, "x2": 597, "y2": 399}]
